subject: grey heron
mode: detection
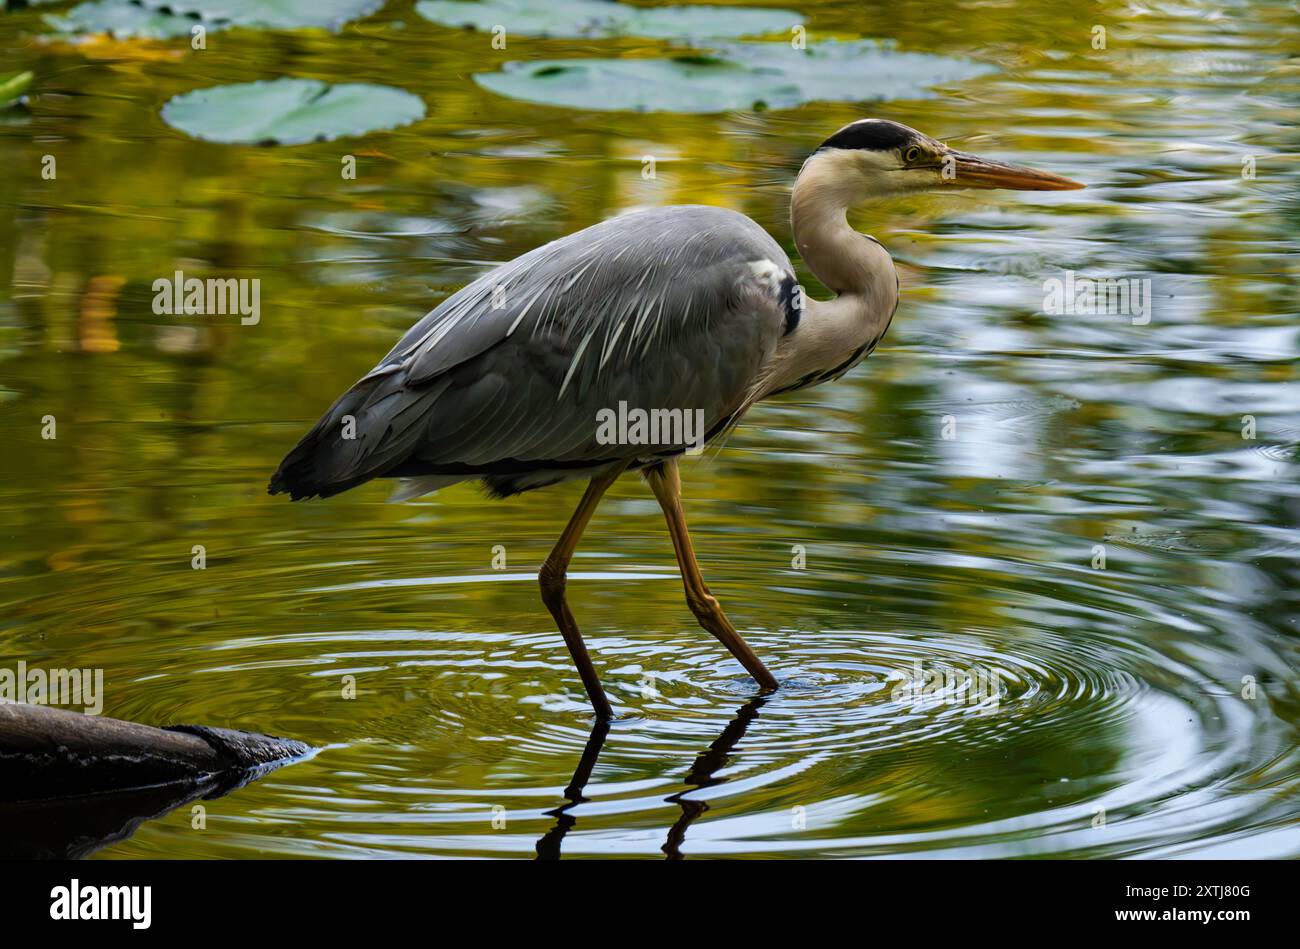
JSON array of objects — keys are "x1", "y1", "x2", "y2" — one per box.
[{"x1": 270, "y1": 119, "x2": 1083, "y2": 720}]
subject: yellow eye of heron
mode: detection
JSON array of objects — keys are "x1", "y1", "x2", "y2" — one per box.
[{"x1": 904, "y1": 146, "x2": 922, "y2": 163}]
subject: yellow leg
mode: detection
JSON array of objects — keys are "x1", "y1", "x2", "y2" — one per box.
[
  {"x1": 645, "y1": 458, "x2": 779, "y2": 690},
  {"x1": 539, "y1": 462, "x2": 629, "y2": 719}
]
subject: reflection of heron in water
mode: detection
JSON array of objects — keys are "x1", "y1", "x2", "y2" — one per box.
[
  {"x1": 270, "y1": 120, "x2": 1082, "y2": 718},
  {"x1": 535, "y1": 696, "x2": 768, "y2": 860},
  {"x1": 534, "y1": 721, "x2": 610, "y2": 861}
]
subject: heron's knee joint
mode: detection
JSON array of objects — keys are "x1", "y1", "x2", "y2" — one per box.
[
  {"x1": 686, "y1": 591, "x2": 720, "y2": 619},
  {"x1": 539, "y1": 562, "x2": 567, "y2": 604}
]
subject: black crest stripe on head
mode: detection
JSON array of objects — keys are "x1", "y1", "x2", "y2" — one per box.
[{"x1": 818, "y1": 120, "x2": 914, "y2": 153}]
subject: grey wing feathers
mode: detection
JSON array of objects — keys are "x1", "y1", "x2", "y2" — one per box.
[{"x1": 269, "y1": 205, "x2": 793, "y2": 500}]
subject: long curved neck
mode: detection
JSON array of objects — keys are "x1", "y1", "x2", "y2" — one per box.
[
  {"x1": 758, "y1": 155, "x2": 898, "y2": 398},
  {"x1": 791, "y1": 158, "x2": 891, "y2": 297}
]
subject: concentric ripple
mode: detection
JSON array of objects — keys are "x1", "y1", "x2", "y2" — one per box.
[{"x1": 70, "y1": 522, "x2": 1297, "y2": 860}]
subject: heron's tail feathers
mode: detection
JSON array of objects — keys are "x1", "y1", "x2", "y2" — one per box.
[{"x1": 268, "y1": 369, "x2": 431, "y2": 501}]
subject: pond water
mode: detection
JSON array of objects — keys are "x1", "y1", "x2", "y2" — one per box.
[{"x1": 1, "y1": 0, "x2": 1297, "y2": 858}]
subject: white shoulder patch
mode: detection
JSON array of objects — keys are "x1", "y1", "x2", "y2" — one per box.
[{"x1": 747, "y1": 259, "x2": 785, "y2": 294}]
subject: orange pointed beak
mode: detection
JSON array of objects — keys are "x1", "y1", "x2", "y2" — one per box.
[{"x1": 944, "y1": 150, "x2": 1085, "y2": 191}]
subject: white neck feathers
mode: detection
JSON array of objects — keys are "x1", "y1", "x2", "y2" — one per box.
[{"x1": 757, "y1": 151, "x2": 899, "y2": 399}]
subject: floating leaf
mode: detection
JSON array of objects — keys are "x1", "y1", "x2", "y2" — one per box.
[
  {"x1": 161, "y1": 78, "x2": 425, "y2": 145},
  {"x1": 416, "y1": 0, "x2": 799, "y2": 39},
  {"x1": 475, "y1": 40, "x2": 998, "y2": 113},
  {"x1": 45, "y1": 0, "x2": 384, "y2": 39},
  {"x1": 0, "y1": 71, "x2": 33, "y2": 109},
  {"x1": 136, "y1": 0, "x2": 385, "y2": 31},
  {"x1": 480, "y1": 57, "x2": 757, "y2": 113},
  {"x1": 45, "y1": 1, "x2": 214, "y2": 40}
]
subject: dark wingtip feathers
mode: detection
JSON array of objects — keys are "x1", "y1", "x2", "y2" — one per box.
[
  {"x1": 267, "y1": 456, "x2": 323, "y2": 501},
  {"x1": 267, "y1": 409, "x2": 360, "y2": 502}
]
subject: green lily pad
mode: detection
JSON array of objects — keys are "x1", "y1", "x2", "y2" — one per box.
[
  {"x1": 161, "y1": 78, "x2": 426, "y2": 145},
  {"x1": 475, "y1": 40, "x2": 998, "y2": 113},
  {"x1": 45, "y1": 1, "x2": 214, "y2": 40},
  {"x1": 415, "y1": 0, "x2": 800, "y2": 39},
  {"x1": 45, "y1": 0, "x2": 384, "y2": 39},
  {"x1": 137, "y1": 0, "x2": 384, "y2": 31},
  {"x1": 0, "y1": 71, "x2": 33, "y2": 110}
]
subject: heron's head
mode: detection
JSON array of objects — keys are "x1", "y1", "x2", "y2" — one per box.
[{"x1": 803, "y1": 118, "x2": 1084, "y2": 199}]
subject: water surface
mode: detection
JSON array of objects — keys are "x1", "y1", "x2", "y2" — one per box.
[{"x1": 1, "y1": 0, "x2": 1297, "y2": 858}]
